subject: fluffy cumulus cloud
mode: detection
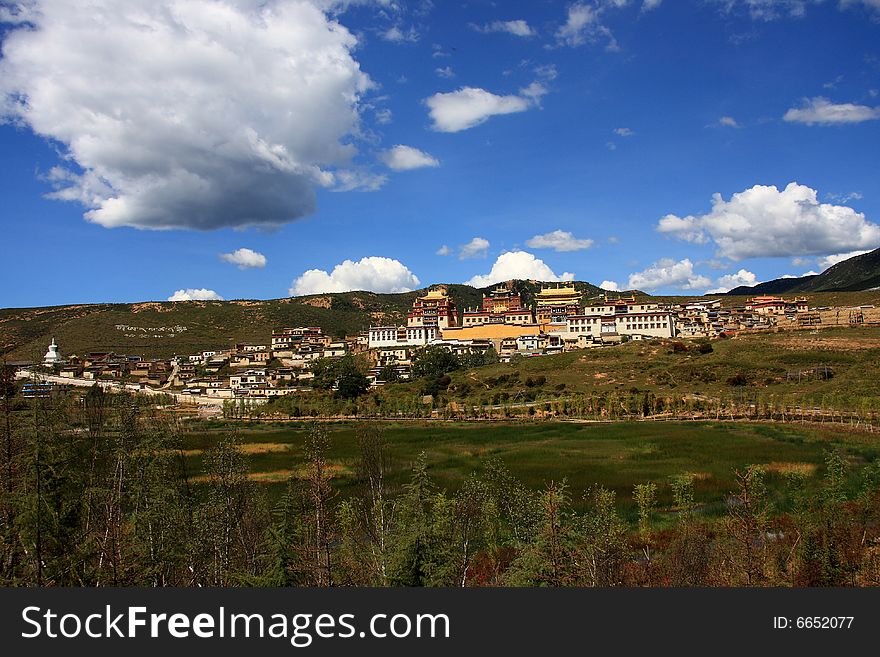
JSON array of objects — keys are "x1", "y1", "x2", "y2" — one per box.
[
  {"x1": 656, "y1": 183, "x2": 880, "y2": 261},
  {"x1": 600, "y1": 280, "x2": 621, "y2": 291},
  {"x1": 380, "y1": 145, "x2": 439, "y2": 171},
  {"x1": 289, "y1": 256, "x2": 420, "y2": 296},
  {"x1": 425, "y1": 84, "x2": 546, "y2": 132},
  {"x1": 471, "y1": 19, "x2": 536, "y2": 37},
  {"x1": 466, "y1": 251, "x2": 574, "y2": 287},
  {"x1": 168, "y1": 288, "x2": 224, "y2": 301},
  {"x1": 0, "y1": 0, "x2": 374, "y2": 230},
  {"x1": 614, "y1": 127, "x2": 635, "y2": 137},
  {"x1": 436, "y1": 245, "x2": 452, "y2": 256},
  {"x1": 718, "y1": 116, "x2": 740, "y2": 128},
  {"x1": 459, "y1": 237, "x2": 491, "y2": 260},
  {"x1": 783, "y1": 97, "x2": 880, "y2": 125},
  {"x1": 627, "y1": 259, "x2": 712, "y2": 292},
  {"x1": 526, "y1": 230, "x2": 594, "y2": 252},
  {"x1": 705, "y1": 269, "x2": 760, "y2": 294},
  {"x1": 220, "y1": 247, "x2": 267, "y2": 270}
]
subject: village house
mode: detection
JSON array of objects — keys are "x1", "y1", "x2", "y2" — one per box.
[
  {"x1": 322, "y1": 341, "x2": 347, "y2": 358},
  {"x1": 271, "y1": 327, "x2": 323, "y2": 350},
  {"x1": 229, "y1": 369, "x2": 267, "y2": 390},
  {"x1": 564, "y1": 295, "x2": 676, "y2": 343},
  {"x1": 745, "y1": 295, "x2": 809, "y2": 315}
]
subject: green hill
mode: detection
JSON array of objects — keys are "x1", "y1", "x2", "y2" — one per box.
[
  {"x1": 0, "y1": 280, "x2": 605, "y2": 360},
  {"x1": 727, "y1": 247, "x2": 880, "y2": 295}
]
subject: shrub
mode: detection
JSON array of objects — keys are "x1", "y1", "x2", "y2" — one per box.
[
  {"x1": 726, "y1": 373, "x2": 749, "y2": 387},
  {"x1": 696, "y1": 341, "x2": 714, "y2": 354}
]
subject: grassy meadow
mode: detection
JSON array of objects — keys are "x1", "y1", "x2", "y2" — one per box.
[{"x1": 183, "y1": 419, "x2": 878, "y2": 520}]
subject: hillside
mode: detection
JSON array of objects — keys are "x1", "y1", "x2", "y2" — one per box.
[
  {"x1": 725, "y1": 275, "x2": 818, "y2": 296},
  {"x1": 727, "y1": 247, "x2": 880, "y2": 295},
  {"x1": 375, "y1": 325, "x2": 880, "y2": 415},
  {"x1": 0, "y1": 280, "x2": 604, "y2": 360}
]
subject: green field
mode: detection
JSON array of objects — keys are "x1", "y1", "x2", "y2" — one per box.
[{"x1": 183, "y1": 420, "x2": 877, "y2": 517}]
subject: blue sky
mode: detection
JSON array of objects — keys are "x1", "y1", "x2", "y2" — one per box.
[{"x1": 1, "y1": 0, "x2": 879, "y2": 307}]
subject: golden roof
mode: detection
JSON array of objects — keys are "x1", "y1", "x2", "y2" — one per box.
[
  {"x1": 420, "y1": 286, "x2": 450, "y2": 300},
  {"x1": 536, "y1": 284, "x2": 577, "y2": 295}
]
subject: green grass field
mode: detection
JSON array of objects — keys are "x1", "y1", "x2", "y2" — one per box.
[{"x1": 183, "y1": 420, "x2": 877, "y2": 518}]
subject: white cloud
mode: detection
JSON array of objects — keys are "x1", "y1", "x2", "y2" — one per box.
[
  {"x1": 526, "y1": 230, "x2": 594, "y2": 252},
  {"x1": 472, "y1": 19, "x2": 536, "y2": 37},
  {"x1": 424, "y1": 85, "x2": 543, "y2": 132},
  {"x1": 380, "y1": 145, "x2": 440, "y2": 171},
  {"x1": 381, "y1": 25, "x2": 419, "y2": 43},
  {"x1": 220, "y1": 247, "x2": 267, "y2": 270},
  {"x1": 459, "y1": 237, "x2": 491, "y2": 260},
  {"x1": 374, "y1": 108, "x2": 393, "y2": 124},
  {"x1": 818, "y1": 250, "x2": 871, "y2": 270},
  {"x1": 826, "y1": 191, "x2": 863, "y2": 203},
  {"x1": 783, "y1": 97, "x2": 880, "y2": 125},
  {"x1": 534, "y1": 64, "x2": 559, "y2": 81},
  {"x1": 168, "y1": 288, "x2": 224, "y2": 302},
  {"x1": 436, "y1": 245, "x2": 452, "y2": 256},
  {"x1": 718, "y1": 116, "x2": 740, "y2": 128},
  {"x1": 704, "y1": 269, "x2": 759, "y2": 294},
  {"x1": 718, "y1": 1, "x2": 880, "y2": 20},
  {"x1": 614, "y1": 127, "x2": 635, "y2": 137},
  {"x1": 556, "y1": 2, "x2": 600, "y2": 46},
  {"x1": 466, "y1": 251, "x2": 575, "y2": 287},
  {"x1": 0, "y1": 0, "x2": 375, "y2": 230},
  {"x1": 555, "y1": 2, "x2": 618, "y2": 50},
  {"x1": 600, "y1": 280, "x2": 620, "y2": 291},
  {"x1": 519, "y1": 82, "x2": 549, "y2": 102},
  {"x1": 330, "y1": 169, "x2": 387, "y2": 192},
  {"x1": 627, "y1": 259, "x2": 712, "y2": 292},
  {"x1": 657, "y1": 182, "x2": 880, "y2": 260},
  {"x1": 435, "y1": 66, "x2": 455, "y2": 79},
  {"x1": 642, "y1": 0, "x2": 663, "y2": 9},
  {"x1": 289, "y1": 256, "x2": 420, "y2": 295}
]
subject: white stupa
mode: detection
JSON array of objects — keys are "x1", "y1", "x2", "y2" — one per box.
[{"x1": 43, "y1": 337, "x2": 61, "y2": 366}]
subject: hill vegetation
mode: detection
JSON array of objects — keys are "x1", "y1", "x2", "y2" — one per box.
[
  {"x1": 299, "y1": 326, "x2": 880, "y2": 420},
  {"x1": 727, "y1": 247, "x2": 880, "y2": 295}
]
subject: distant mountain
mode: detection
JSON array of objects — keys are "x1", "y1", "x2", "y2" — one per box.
[
  {"x1": 726, "y1": 247, "x2": 880, "y2": 295},
  {"x1": 726, "y1": 275, "x2": 818, "y2": 296},
  {"x1": 0, "y1": 280, "x2": 605, "y2": 360}
]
